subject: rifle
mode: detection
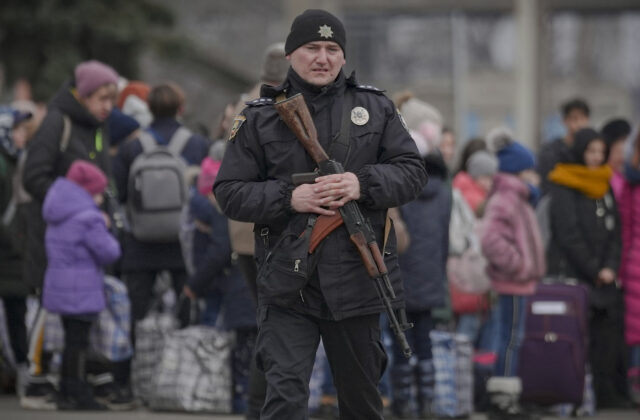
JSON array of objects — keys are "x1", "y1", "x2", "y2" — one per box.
[{"x1": 274, "y1": 93, "x2": 413, "y2": 358}]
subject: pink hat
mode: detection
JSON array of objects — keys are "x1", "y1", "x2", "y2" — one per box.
[
  {"x1": 74, "y1": 60, "x2": 119, "y2": 98},
  {"x1": 197, "y1": 157, "x2": 222, "y2": 196},
  {"x1": 66, "y1": 160, "x2": 108, "y2": 196}
]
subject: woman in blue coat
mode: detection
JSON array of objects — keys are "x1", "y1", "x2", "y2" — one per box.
[{"x1": 391, "y1": 149, "x2": 451, "y2": 418}]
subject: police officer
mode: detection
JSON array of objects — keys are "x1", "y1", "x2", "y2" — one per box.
[{"x1": 214, "y1": 9, "x2": 428, "y2": 419}]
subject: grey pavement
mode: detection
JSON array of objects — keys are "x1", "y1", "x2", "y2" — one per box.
[{"x1": 1, "y1": 395, "x2": 639, "y2": 420}]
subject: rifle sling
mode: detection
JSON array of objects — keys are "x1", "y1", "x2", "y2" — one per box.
[
  {"x1": 307, "y1": 89, "x2": 355, "y2": 253},
  {"x1": 328, "y1": 88, "x2": 354, "y2": 166}
]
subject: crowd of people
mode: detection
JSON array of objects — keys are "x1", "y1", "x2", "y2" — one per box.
[{"x1": 0, "y1": 8, "x2": 639, "y2": 420}]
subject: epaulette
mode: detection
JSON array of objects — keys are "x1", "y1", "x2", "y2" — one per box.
[
  {"x1": 245, "y1": 97, "x2": 275, "y2": 107},
  {"x1": 355, "y1": 84, "x2": 385, "y2": 93}
]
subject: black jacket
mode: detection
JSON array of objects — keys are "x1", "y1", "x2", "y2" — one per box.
[
  {"x1": 0, "y1": 147, "x2": 29, "y2": 297},
  {"x1": 187, "y1": 201, "x2": 256, "y2": 331},
  {"x1": 111, "y1": 118, "x2": 209, "y2": 271},
  {"x1": 399, "y1": 153, "x2": 450, "y2": 312},
  {"x1": 547, "y1": 183, "x2": 621, "y2": 307},
  {"x1": 22, "y1": 81, "x2": 112, "y2": 290},
  {"x1": 537, "y1": 138, "x2": 573, "y2": 195},
  {"x1": 213, "y1": 69, "x2": 428, "y2": 320}
]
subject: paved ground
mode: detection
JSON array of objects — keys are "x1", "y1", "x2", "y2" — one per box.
[{"x1": 1, "y1": 395, "x2": 639, "y2": 420}]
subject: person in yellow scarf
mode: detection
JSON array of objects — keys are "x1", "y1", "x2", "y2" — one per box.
[{"x1": 547, "y1": 127, "x2": 629, "y2": 409}]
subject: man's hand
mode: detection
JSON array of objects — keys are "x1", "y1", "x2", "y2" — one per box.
[
  {"x1": 290, "y1": 172, "x2": 360, "y2": 215},
  {"x1": 101, "y1": 211, "x2": 111, "y2": 229},
  {"x1": 314, "y1": 172, "x2": 360, "y2": 207},
  {"x1": 597, "y1": 268, "x2": 616, "y2": 286},
  {"x1": 183, "y1": 285, "x2": 197, "y2": 300}
]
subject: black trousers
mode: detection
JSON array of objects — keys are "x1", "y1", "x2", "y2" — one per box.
[
  {"x1": 255, "y1": 305, "x2": 387, "y2": 420},
  {"x1": 61, "y1": 317, "x2": 92, "y2": 381},
  {"x1": 236, "y1": 254, "x2": 267, "y2": 420},
  {"x1": 590, "y1": 303, "x2": 625, "y2": 400},
  {"x1": 115, "y1": 269, "x2": 187, "y2": 386},
  {"x1": 124, "y1": 269, "x2": 187, "y2": 324},
  {"x1": 1, "y1": 297, "x2": 28, "y2": 364}
]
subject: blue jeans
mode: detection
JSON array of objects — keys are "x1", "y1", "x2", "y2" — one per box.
[
  {"x1": 200, "y1": 293, "x2": 222, "y2": 326},
  {"x1": 630, "y1": 345, "x2": 640, "y2": 369},
  {"x1": 494, "y1": 295, "x2": 527, "y2": 377},
  {"x1": 477, "y1": 307, "x2": 500, "y2": 353},
  {"x1": 456, "y1": 313, "x2": 481, "y2": 344}
]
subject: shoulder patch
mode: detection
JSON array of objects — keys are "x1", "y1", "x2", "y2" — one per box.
[
  {"x1": 355, "y1": 84, "x2": 385, "y2": 93},
  {"x1": 228, "y1": 115, "x2": 246, "y2": 142},
  {"x1": 245, "y1": 97, "x2": 275, "y2": 107}
]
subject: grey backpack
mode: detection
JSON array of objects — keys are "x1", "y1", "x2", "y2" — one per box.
[{"x1": 127, "y1": 128, "x2": 191, "y2": 242}]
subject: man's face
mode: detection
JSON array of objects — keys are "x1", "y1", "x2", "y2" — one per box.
[
  {"x1": 81, "y1": 84, "x2": 117, "y2": 122},
  {"x1": 564, "y1": 109, "x2": 589, "y2": 139},
  {"x1": 288, "y1": 41, "x2": 345, "y2": 87}
]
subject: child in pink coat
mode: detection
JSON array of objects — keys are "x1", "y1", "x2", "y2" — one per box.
[{"x1": 480, "y1": 137, "x2": 545, "y2": 419}]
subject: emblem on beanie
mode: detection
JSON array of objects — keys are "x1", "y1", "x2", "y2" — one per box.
[
  {"x1": 318, "y1": 24, "x2": 333, "y2": 39},
  {"x1": 351, "y1": 107, "x2": 369, "y2": 126}
]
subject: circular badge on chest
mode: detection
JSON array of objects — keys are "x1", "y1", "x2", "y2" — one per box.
[{"x1": 351, "y1": 106, "x2": 369, "y2": 126}]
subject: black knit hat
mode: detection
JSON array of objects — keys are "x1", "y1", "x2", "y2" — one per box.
[
  {"x1": 284, "y1": 9, "x2": 346, "y2": 56},
  {"x1": 601, "y1": 118, "x2": 631, "y2": 148}
]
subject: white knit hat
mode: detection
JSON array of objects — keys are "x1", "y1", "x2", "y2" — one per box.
[{"x1": 400, "y1": 98, "x2": 443, "y2": 132}]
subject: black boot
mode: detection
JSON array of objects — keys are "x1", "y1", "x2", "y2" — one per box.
[
  {"x1": 390, "y1": 363, "x2": 416, "y2": 418},
  {"x1": 57, "y1": 378, "x2": 108, "y2": 411},
  {"x1": 596, "y1": 379, "x2": 632, "y2": 409},
  {"x1": 416, "y1": 359, "x2": 434, "y2": 419},
  {"x1": 58, "y1": 346, "x2": 105, "y2": 410}
]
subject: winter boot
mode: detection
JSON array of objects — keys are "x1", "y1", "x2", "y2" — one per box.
[
  {"x1": 416, "y1": 359, "x2": 434, "y2": 419},
  {"x1": 595, "y1": 378, "x2": 632, "y2": 409},
  {"x1": 390, "y1": 363, "x2": 417, "y2": 418},
  {"x1": 629, "y1": 367, "x2": 640, "y2": 406},
  {"x1": 486, "y1": 377, "x2": 537, "y2": 420},
  {"x1": 57, "y1": 377, "x2": 108, "y2": 410}
]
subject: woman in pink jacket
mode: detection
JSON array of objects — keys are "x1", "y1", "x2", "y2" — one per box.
[
  {"x1": 480, "y1": 137, "x2": 545, "y2": 420},
  {"x1": 619, "y1": 129, "x2": 640, "y2": 405}
]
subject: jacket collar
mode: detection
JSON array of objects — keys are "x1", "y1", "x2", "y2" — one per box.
[
  {"x1": 286, "y1": 67, "x2": 346, "y2": 100},
  {"x1": 491, "y1": 173, "x2": 530, "y2": 201},
  {"x1": 49, "y1": 80, "x2": 102, "y2": 128}
]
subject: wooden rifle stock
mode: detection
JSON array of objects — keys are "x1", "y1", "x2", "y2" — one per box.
[{"x1": 274, "y1": 94, "x2": 329, "y2": 164}]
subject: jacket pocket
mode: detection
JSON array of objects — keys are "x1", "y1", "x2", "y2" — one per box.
[
  {"x1": 256, "y1": 216, "x2": 314, "y2": 303},
  {"x1": 262, "y1": 135, "x2": 303, "y2": 170}
]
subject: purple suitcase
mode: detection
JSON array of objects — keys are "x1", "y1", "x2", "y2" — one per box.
[{"x1": 519, "y1": 281, "x2": 589, "y2": 405}]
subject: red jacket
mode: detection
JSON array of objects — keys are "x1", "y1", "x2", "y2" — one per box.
[
  {"x1": 480, "y1": 173, "x2": 545, "y2": 296},
  {"x1": 452, "y1": 171, "x2": 488, "y2": 214}
]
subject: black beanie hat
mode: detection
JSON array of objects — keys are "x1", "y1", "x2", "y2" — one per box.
[
  {"x1": 601, "y1": 118, "x2": 631, "y2": 148},
  {"x1": 284, "y1": 9, "x2": 346, "y2": 56}
]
